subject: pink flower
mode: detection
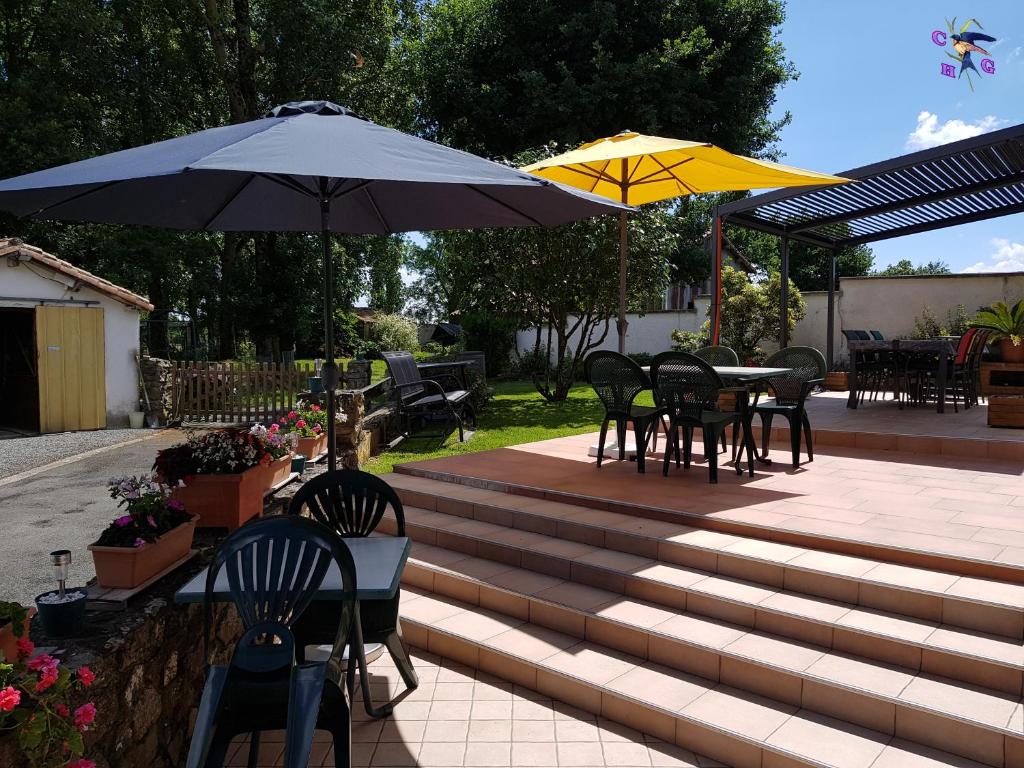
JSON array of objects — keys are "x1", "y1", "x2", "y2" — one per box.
[
  {"x1": 288, "y1": 410, "x2": 298, "y2": 419},
  {"x1": 312, "y1": 424, "x2": 322, "y2": 434},
  {"x1": 27, "y1": 654, "x2": 58, "y2": 673},
  {"x1": 73, "y1": 703, "x2": 96, "y2": 732},
  {"x1": 77, "y1": 666, "x2": 95, "y2": 687},
  {"x1": 67, "y1": 759, "x2": 96, "y2": 768},
  {"x1": 55, "y1": 703, "x2": 69, "y2": 718},
  {"x1": 295, "y1": 420, "x2": 306, "y2": 429},
  {"x1": 269, "y1": 423, "x2": 279, "y2": 433},
  {"x1": 167, "y1": 499, "x2": 184, "y2": 512},
  {"x1": 114, "y1": 515, "x2": 133, "y2": 527},
  {"x1": 146, "y1": 515, "x2": 157, "y2": 527},
  {"x1": 279, "y1": 417, "x2": 287, "y2": 424},
  {"x1": 0, "y1": 686, "x2": 20, "y2": 713},
  {"x1": 35, "y1": 667, "x2": 58, "y2": 693},
  {"x1": 310, "y1": 404, "x2": 321, "y2": 412},
  {"x1": 133, "y1": 538, "x2": 147, "y2": 548},
  {"x1": 16, "y1": 637, "x2": 35, "y2": 660}
]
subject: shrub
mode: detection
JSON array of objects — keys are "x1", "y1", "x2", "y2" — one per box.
[
  {"x1": 371, "y1": 313, "x2": 419, "y2": 352},
  {"x1": 911, "y1": 305, "x2": 946, "y2": 339},
  {"x1": 510, "y1": 347, "x2": 549, "y2": 379},
  {"x1": 627, "y1": 352, "x2": 653, "y2": 367},
  {"x1": 670, "y1": 329, "x2": 706, "y2": 353}
]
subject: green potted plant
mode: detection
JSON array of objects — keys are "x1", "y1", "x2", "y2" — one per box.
[
  {"x1": 279, "y1": 403, "x2": 330, "y2": 460},
  {"x1": 0, "y1": 638, "x2": 97, "y2": 768},
  {"x1": 250, "y1": 424, "x2": 294, "y2": 489},
  {"x1": 87, "y1": 475, "x2": 198, "y2": 589},
  {"x1": 972, "y1": 300, "x2": 1024, "y2": 363},
  {"x1": 154, "y1": 427, "x2": 279, "y2": 531},
  {"x1": 0, "y1": 603, "x2": 30, "y2": 663}
]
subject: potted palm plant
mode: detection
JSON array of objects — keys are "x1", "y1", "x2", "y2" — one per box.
[
  {"x1": 972, "y1": 300, "x2": 1024, "y2": 363},
  {"x1": 154, "y1": 427, "x2": 278, "y2": 530},
  {"x1": 87, "y1": 475, "x2": 198, "y2": 589}
]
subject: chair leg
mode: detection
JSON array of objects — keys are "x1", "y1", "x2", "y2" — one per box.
[
  {"x1": 719, "y1": 430, "x2": 727, "y2": 454},
  {"x1": 801, "y1": 412, "x2": 813, "y2": 462},
  {"x1": 596, "y1": 418, "x2": 609, "y2": 468},
  {"x1": 759, "y1": 413, "x2": 774, "y2": 457},
  {"x1": 385, "y1": 625, "x2": 419, "y2": 690},
  {"x1": 663, "y1": 424, "x2": 675, "y2": 476},
  {"x1": 704, "y1": 428, "x2": 719, "y2": 484},
  {"x1": 632, "y1": 418, "x2": 647, "y2": 474},
  {"x1": 616, "y1": 418, "x2": 626, "y2": 461},
  {"x1": 202, "y1": 727, "x2": 233, "y2": 768},
  {"x1": 787, "y1": 415, "x2": 801, "y2": 468},
  {"x1": 247, "y1": 732, "x2": 260, "y2": 768},
  {"x1": 683, "y1": 427, "x2": 692, "y2": 468},
  {"x1": 328, "y1": 698, "x2": 351, "y2": 768}
]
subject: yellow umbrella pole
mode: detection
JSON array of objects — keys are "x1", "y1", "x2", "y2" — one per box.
[{"x1": 617, "y1": 159, "x2": 628, "y2": 353}]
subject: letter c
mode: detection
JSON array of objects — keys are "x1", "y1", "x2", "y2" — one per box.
[{"x1": 932, "y1": 30, "x2": 947, "y2": 46}]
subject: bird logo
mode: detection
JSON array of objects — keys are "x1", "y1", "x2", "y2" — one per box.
[{"x1": 944, "y1": 17, "x2": 996, "y2": 90}]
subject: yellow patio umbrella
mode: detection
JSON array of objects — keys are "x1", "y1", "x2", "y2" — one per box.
[{"x1": 522, "y1": 131, "x2": 849, "y2": 352}]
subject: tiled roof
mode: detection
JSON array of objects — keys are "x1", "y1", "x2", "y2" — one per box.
[{"x1": 0, "y1": 238, "x2": 154, "y2": 311}]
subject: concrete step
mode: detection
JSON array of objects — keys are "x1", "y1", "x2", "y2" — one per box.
[
  {"x1": 382, "y1": 473, "x2": 1024, "y2": 642},
  {"x1": 394, "y1": 543, "x2": 1023, "y2": 767},
  {"x1": 398, "y1": 587, "x2": 1018, "y2": 768},
  {"x1": 377, "y1": 508, "x2": 1023, "y2": 699}
]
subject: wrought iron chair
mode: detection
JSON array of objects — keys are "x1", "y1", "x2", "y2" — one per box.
[
  {"x1": 584, "y1": 351, "x2": 668, "y2": 474},
  {"x1": 382, "y1": 351, "x2": 474, "y2": 443},
  {"x1": 289, "y1": 470, "x2": 417, "y2": 718},
  {"x1": 186, "y1": 516, "x2": 359, "y2": 768},
  {"x1": 650, "y1": 351, "x2": 752, "y2": 483},
  {"x1": 755, "y1": 346, "x2": 826, "y2": 468}
]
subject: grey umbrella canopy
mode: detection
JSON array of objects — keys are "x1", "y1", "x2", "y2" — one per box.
[{"x1": 0, "y1": 100, "x2": 628, "y2": 469}]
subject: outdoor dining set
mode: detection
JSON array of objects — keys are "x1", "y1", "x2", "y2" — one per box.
[
  {"x1": 174, "y1": 469, "x2": 415, "y2": 768},
  {"x1": 585, "y1": 345, "x2": 828, "y2": 483}
]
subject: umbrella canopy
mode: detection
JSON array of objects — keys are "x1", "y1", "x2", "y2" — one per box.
[
  {"x1": 521, "y1": 131, "x2": 849, "y2": 351},
  {"x1": 0, "y1": 100, "x2": 628, "y2": 469}
]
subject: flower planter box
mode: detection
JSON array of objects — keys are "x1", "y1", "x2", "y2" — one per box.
[
  {"x1": 825, "y1": 371, "x2": 849, "y2": 391},
  {"x1": 0, "y1": 608, "x2": 34, "y2": 663},
  {"x1": 296, "y1": 433, "x2": 327, "y2": 461},
  {"x1": 258, "y1": 455, "x2": 292, "y2": 490},
  {"x1": 88, "y1": 515, "x2": 199, "y2": 589},
  {"x1": 170, "y1": 467, "x2": 265, "y2": 531},
  {"x1": 988, "y1": 395, "x2": 1024, "y2": 428}
]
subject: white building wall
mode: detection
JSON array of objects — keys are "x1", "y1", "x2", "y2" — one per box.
[{"x1": 0, "y1": 259, "x2": 142, "y2": 427}]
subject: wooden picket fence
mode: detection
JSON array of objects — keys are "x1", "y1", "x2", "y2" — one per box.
[{"x1": 170, "y1": 361, "x2": 315, "y2": 424}]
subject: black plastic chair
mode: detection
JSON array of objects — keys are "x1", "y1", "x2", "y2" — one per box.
[
  {"x1": 650, "y1": 351, "x2": 751, "y2": 483},
  {"x1": 755, "y1": 347, "x2": 826, "y2": 468},
  {"x1": 382, "y1": 351, "x2": 474, "y2": 443},
  {"x1": 869, "y1": 330, "x2": 885, "y2": 341},
  {"x1": 692, "y1": 346, "x2": 741, "y2": 453},
  {"x1": 584, "y1": 351, "x2": 668, "y2": 474},
  {"x1": 288, "y1": 470, "x2": 417, "y2": 718},
  {"x1": 186, "y1": 516, "x2": 359, "y2": 768}
]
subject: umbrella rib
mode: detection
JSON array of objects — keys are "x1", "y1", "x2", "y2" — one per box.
[
  {"x1": 332, "y1": 179, "x2": 375, "y2": 200},
  {"x1": 631, "y1": 157, "x2": 695, "y2": 186},
  {"x1": 25, "y1": 180, "x2": 123, "y2": 218},
  {"x1": 363, "y1": 186, "x2": 392, "y2": 233},
  {"x1": 467, "y1": 185, "x2": 544, "y2": 226},
  {"x1": 202, "y1": 173, "x2": 258, "y2": 230},
  {"x1": 257, "y1": 173, "x2": 318, "y2": 198}
]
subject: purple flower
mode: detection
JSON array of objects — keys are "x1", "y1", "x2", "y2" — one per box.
[
  {"x1": 133, "y1": 538, "x2": 147, "y2": 548},
  {"x1": 167, "y1": 499, "x2": 184, "y2": 512},
  {"x1": 147, "y1": 515, "x2": 157, "y2": 528},
  {"x1": 114, "y1": 515, "x2": 133, "y2": 527}
]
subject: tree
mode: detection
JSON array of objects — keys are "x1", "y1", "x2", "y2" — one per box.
[
  {"x1": 876, "y1": 259, "x2": 952, "y2": 276},
  {"x1": 717, "y1": 266, "x2": 805, "y2": 362}
]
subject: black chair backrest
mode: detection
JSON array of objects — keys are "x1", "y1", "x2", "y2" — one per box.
[
  {"x1": 870, "y1": 330, "x2": 884, "y2": 341},
  {"x1": 693, "y1": 345, "x2": 740, "y2": 367},
  {"x1": 841, "y1": 330, "x2": 860, "y2": 342},
  {"x1": 855, "y1": 330, "x2": 872, "y2": 340},
  {"x1": 204, "y1": 516, "x2": 356, "y2": 672},
  {"x1": 584, "y1": 351, "x2": 650, "y2": 416},
  {"x1": 763, "y1": 346, "x2": 827, "y2": 405},
  {"x1": 382, "y1": 351, "x2": 424, "y2": 401},
  {"x1": 289, "y1": 469, "x2": 405, "y2": 537},
  {"x1": 650, "y1": 351, "x2": 724, "y2": 421}
]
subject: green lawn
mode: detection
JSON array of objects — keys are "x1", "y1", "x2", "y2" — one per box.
[{"x1": 364, "y1": 380, "x2": 614, "y2": 475}]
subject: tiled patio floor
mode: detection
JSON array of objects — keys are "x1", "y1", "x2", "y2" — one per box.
[{"x1": 226, "y1": 648, "x2": 718, "y2": 767}]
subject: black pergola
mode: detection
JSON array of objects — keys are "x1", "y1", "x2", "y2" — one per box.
[{"x1": 710, "y1": 121, "x2": 1024, "y2": 365}]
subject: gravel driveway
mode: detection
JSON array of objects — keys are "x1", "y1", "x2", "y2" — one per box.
[
  {"x1": 0, "y1": 430, "x2": 183, "y2": 604},
  {"x1": 0, "y1": 429, "x2": 158, "y2": 479}
]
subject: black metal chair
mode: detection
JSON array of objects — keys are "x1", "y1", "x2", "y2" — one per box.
[
  {"x1": 382, "y1": 351, "x2": 474, "y2": 442},
  {"x1": 584, "y1": 351, "x2": 668, "y2": 474},
  {"x1": 650, "y1": 351, "x2": 751, "y2": 483},
  {"x1": 755, "y1": 346, "x2": 826, "y2": 468},
  {"x1": 288, "y1": 470, "x2": 417, "y2": 718},
  {"x1": 186, "y1": 516, "x2": 359, "y2": 768}
]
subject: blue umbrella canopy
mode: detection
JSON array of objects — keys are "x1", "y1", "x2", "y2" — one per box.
[
  {"x1": 0, "y1": 100, "x2": 628, "y2": 468},
  {"x1": 0, "y1": 101, "x2": 626, "y2": 232}
]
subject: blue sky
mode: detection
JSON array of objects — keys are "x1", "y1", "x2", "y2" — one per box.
[{"x1": 770, "y1": 1, "x2": 1024, "y2": 272}]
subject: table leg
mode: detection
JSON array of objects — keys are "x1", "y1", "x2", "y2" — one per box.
[
  {"x1": 847, "y1": 352, "x2": 860, "y2": 409},
  {"x1": 738, "y1": 385, "x2": 772, "y2": 467},
  {"x1": 936, "y1": 353, "x2": 947, "y2": 414}
]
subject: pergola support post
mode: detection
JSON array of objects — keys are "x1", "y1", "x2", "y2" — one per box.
[
  {"x1": 779, "y1": 235, "x2": 790, "y2": 348},
  {"x1": 711, "y1": 210, "x2": 722, "y2": 345},
  {"x1": 826, "y1": 247, "x2": 837, "y2": 369}
]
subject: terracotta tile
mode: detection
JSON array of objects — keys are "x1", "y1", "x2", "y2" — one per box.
[
  {"x1": 871, "y1": 738, "x2": 993, "y2": 768},
  {"x1": 535, "y1": 582, "x2": 618, "y2": 611},
  {"x1": 942, "y1": 598, "x2": 1024, "y2": 639},
  {"x1": 674, "y1": 718, "x2": 762, "y2": 768},
  {"x1": 401, "y1": 595, "x2": 468, "y2": 624},
  {"x1": 555, "y1": 719, "x2": 601, "y2": 741},
  {"x1": 647, "y1": 635, "x2": 721, "y2": 681},
  {"x1": 646, "y1": 741, "x2": 701, "y2": 767},
  {"x1": 556, "y1": 741, "x2": 605, "y2": 766},
  {"x1": 715, "y1": 556, "x2": 785, "y2": 588},
  {"x1": 724, "y1": 631, "x2": 826, "y2": 672},
  {"x1": 511, "y1": 719, "x2": 555, "y2": 742},
  {"x1": 535, "y1": 669, "x2": 601, "y2": 714},
  {"x1": 463, "y1": 741, "x2": 511, "y2": 767},
  {"x1": 753, "y1": 607, "x2": 834, "y2": 649},
  {"x1": 897, "y1": 674, "x2": 1021, "y2": 728},
  {"x1": 634, "y1": 563, "x2": 710, "y2": 590},
  {"x1": 765, "y1": 710, "x2": 888, "y2": 768},
  {"x1": 482, "y1": 625, "x2": 577, "y2": 662},
  {"x1": 603, "y1": 741, "x2": 654, "y2": 766},
  {"x1": 605, "y1": 662, "x2": 710, "y2": 712},
  {"x1": 894, "y1": 705, "x2": 1005, "y2": 766},
  {"x1": 685, "y1": 593, "x2": 755, "y2": 628},
  {"x1": 719, "y1": 656, "x2": 803, "y2": 707},
  {"x1": 478, "y1": 585, "x2": 530, "y2": 621},
  {"x1": 477, "y1": 648, "x2": 537, "y2": 689},
  {"x1": 467, "y1": 719, "x2": 512, "y2": 742},
  {"x1": 428, "y1": 632, "x2": 479, "y2": 668},
  {"x1": 680, "y1": 684, "x2": 796, "y2": 739},
  {"x1": 586, "y1": 616, "x2": 648, "y2": 658},
  {"x1": 945, "y1": 575, "x2": 1024, "y2": 609},
  {"x1": 484, "y1": 568, "x2": 563, "y2": 595},
  {"x1": 595, "y1": 599, "x2": 677, "y2": 629},
  {"x1": 542, "y1": 642, "x2": 638, "y2": 685},
  {"x1": 370, "y1": 741, "x2": 421, "y2": 766},
  {"x1": 529, "y1": 600, "x2": 586, "y2": 638},
  {"x1": 858, "y1": 584, "x2": 944, "y2": 623},
  {"x1": 920, "y1": 646, "x2": 1022, "y2": 696},
  {"x1": 602, "y1": 692, "x2": 677, "y2": 743},
  {"x1": 836, "y1": 607, "x2": 938, "y2": 645},
  {"x1": 511, "y1": 697, "x2": 556, "y2": 721}
]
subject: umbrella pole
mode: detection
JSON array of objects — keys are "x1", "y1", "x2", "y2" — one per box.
[
  {"x1": 617, "y1": 161, "x2": 629, "y2": 354},
  {"x1": 320, "y1": 186, "x2": 338, "y2": 472}
]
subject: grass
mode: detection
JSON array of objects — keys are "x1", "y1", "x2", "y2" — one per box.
[{"x1": 364, "y1": 380, "x2": 614, "y2": 475}]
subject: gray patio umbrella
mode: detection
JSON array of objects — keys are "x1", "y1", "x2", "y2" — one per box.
[{"x1": 0, "y1": 100, "x2": 628, "y2": 469}]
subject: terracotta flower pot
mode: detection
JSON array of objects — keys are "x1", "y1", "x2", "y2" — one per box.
[
  {"x1": 258, "y1": 455, "x2": 292, "y2": 491},
  {"x1": 0, "y1": 607, "x2": 34, "y2": 663},
  {"x1": 999, "y1": 338, "x2": 1024, "y2": 364},
  {"x1": 171, "y1": 466, "x2": 266, "y2": 531},
  {"x1": 296, "y1": 433, "x2": 327, "y2": 461},
  {"x1": 88, "y1": 515, "x2": 198, "y2": 589},
  {"x1": 825, "y1": 372, "x2": 849, "y2": 391}
]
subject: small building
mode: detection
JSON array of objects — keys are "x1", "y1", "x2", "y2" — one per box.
[{"x1": 0, "y1": 238, "x2": 153, "y2": 432}]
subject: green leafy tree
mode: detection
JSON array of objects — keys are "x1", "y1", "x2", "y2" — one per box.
[
  {"x1": 717, "y1": 266, "x2": 805, "y2": 362},
  {"x1": 876, "y1": 259, "x2": 952, "y2": 276}
]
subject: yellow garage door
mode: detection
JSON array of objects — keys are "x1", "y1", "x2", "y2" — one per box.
[{"x1": 36, "y1": 306, "x2": 107, "y2": 432}]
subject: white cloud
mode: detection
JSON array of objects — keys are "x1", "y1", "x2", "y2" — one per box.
[
  {"x1": 961, "y1": 238, "x2": 1024, "y2": 273},
  {"x1": 906, "y1": 112, "x2": 1004, "y2": 150}
]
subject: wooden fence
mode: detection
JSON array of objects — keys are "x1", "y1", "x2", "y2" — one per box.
[{"x1": 170, "y1": 362, "x2": 315, "y2": 424}]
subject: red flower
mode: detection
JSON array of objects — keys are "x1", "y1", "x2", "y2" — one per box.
[
  {"x1": 73, "y1": 703, "x2": 96, "y2": 732},
  {"x1": 27, "y1": 654, "x2": 58, "y2": 673},
  {"x1": 288, "y1": 410, "x2": 298, "y2": 419},
  {"x1": 16, "y1": 636, "x2": 34, "y2": 660},
  {"x1": 279, "y1": 417, "x2": 287, "y2": 424},
  {"x1": 310, "y1": 404, "x2": 321, "y2": 412},
  {"x1": 312, "y1": 424, "x2": 322, "y2": 434},
  {"x1": 35, "y1": 667, "x2": 58, "y2": 693},
  {"x1": 77, "y1": 666, "x2": 95, "y2": 687},
  {"x1": 269, "y1": 423, "x2": 280, "y2": 433},
  {"x1": 295, "y1": 419, "x2": 306, "y2": 429},
  {"x1": 67, "y1": 760, "x2": 96, "y2": 768},
  {"x1": 55, "y1": 703, "x2": 69, "y2": 718},
  {"x1": 0, "y1": 686, "x2": 20, "y2": 712}
]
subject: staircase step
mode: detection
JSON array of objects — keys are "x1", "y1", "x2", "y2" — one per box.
[
  {"x1": 398, "y1": 588, "x2": 1016, "y2": 768},
  {"x1": 378, "y1": 508, "x2": 1023, "y2": 700},
  {"x1": 382, "y1": 472, "x2": 1024, "y2": 641}
]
